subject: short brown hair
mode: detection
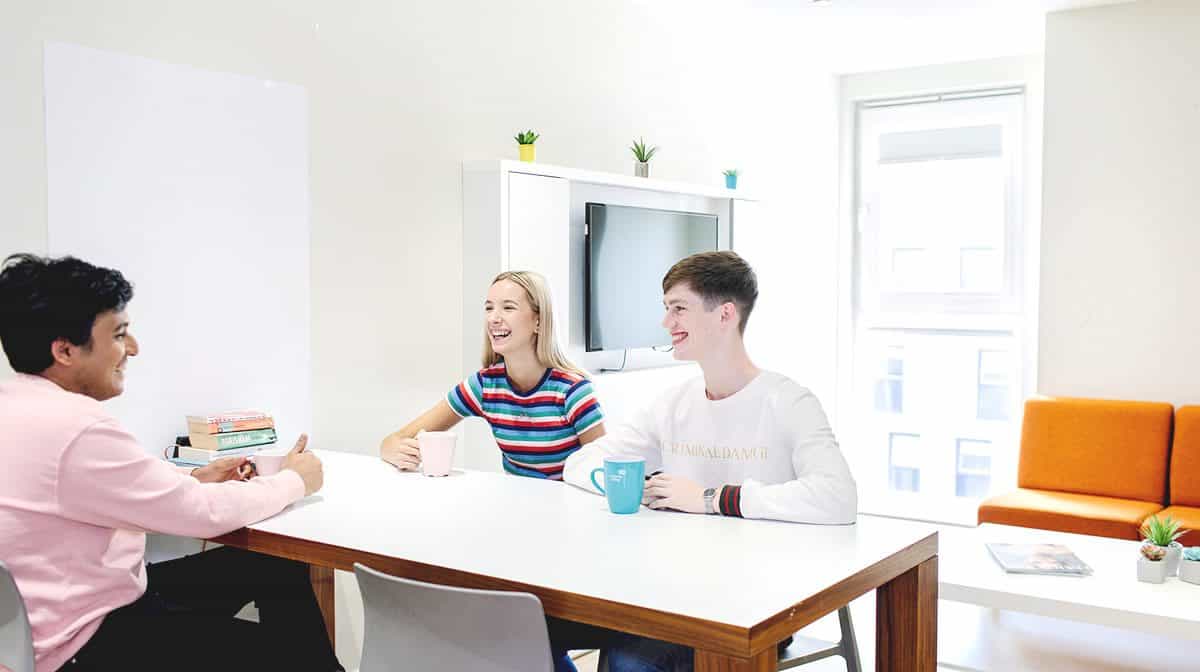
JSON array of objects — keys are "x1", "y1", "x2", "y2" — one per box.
[{"x1": 662, "y1": 251, "x2": 758, "y2": 333}]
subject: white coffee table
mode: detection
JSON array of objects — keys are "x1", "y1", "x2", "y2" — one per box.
[{"x1": 938, "y1": 523, "x2": 1200, "y2": 640}]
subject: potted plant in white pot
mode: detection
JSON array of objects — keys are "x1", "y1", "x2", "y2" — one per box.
[
  {"x1": 1180, "y1": 547, "x2": 1200, "y2": 585},
  {"x1": 630, "y1": 137, "x2": 658, "y2": 177},
  {"x1": 1141, "y1": 514, "x2": 1186, "y2": 576},
  {"x1": 1138, "y1": 542, "x2": 1168, "y2": 583}
]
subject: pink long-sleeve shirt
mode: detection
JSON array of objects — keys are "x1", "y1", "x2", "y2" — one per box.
[{"x1": 0, "y1": 374, "x2": 306, "y2": 672}]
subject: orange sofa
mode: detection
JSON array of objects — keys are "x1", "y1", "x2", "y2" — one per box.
[
  {"x1": 977, "y1": 397, "x2": 1173, "y2": 540},
  {"x1": 1158, "y1": 405, "x2": 1200, "y2": 546}
]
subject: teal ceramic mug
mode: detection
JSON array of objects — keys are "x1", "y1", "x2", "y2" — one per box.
[{"x1": 589, "y1": 456, "x2": 646, "y2": 514}]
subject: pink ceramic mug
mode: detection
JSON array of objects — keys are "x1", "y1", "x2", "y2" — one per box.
[
  {"x1": 253, "y1": 447, "x2": 291, "y2": 477},
  {"x1": 418, "y1": 431, "x2": 456, "y2": 477}
]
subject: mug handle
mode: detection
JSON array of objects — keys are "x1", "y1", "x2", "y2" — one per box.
[{"x1": 589, "y1": 467, "x2": 606, "y2": 495}]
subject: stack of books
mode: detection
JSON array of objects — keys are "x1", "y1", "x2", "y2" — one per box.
[{"x1": 175, "y1": 410, "x2": 278, "y2": 466}]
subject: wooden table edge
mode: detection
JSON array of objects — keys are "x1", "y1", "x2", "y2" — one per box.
[
  {"x1": 747, "y1": 531, "x2": 939, "y2": 654},
  {"x1": 211, "y1": 526, "x2": 756, "y2": 656}
]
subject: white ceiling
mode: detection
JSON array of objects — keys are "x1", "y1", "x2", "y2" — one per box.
[{"x1": 754, "y1": 0, "x2": 1138, "y2": 73}]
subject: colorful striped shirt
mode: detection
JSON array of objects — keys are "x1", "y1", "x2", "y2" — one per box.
[{"x1": 446, "y1": 363, "x2": 604, "y2": 480}]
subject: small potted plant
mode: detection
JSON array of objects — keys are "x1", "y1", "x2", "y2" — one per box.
[
  {"x1": 630, "y1": 137, "x2": 658, "y2": 177},
  {"x1": 514, "y1": 130, "x2": 540, "y2": 162},
  {"x1": 1138, "y1": 542, "x2": 1168, "y2": 583},
  {"x1": 723, "y1": 169, "x2": 738, "y2": 190},
  {"x1": 1141, "y1": 514, "x2": 1186, "y2": 576},
  {"x1": 1180, "y1": 547, "x2": 1200, "y2": 585}
]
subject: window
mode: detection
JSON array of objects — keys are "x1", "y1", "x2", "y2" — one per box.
[
  {"x1": 977, "y1": 350, "x2": 1010, "y2": 421},
  {"x1": 959, "y1": 247, "x2": 1002, "y2": 292},
  {"x1": 889, "y1": 433, "x2": 921, "y2": 492},
  {"x1": 956, "y1": 439, "x2": 992, "y2": 498},
  {"x1": 843, "y1": 87, "x2": 1032, "y2": 524},
  {"x1": 873, "y1": 346, "x2": 904, "y2": 413}
]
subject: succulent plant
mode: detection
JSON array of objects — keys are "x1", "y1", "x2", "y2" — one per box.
[
  {"x1": 630, "y1": 137, "x2": 658, "y2": 163},
  {"x1": 514, "y1": 130, "x2": 540, "y2": 145},
  {"x1": 1141, "y1": 543, "x2": 1167, "y2": 561},
  {"x1": 1141, "y1": 514, "x2": 1186, "y2": 547},
  {"x1": 722, "y1": 169, "x2": 739, "y2": 177},
  {"x1": 1183, "y1": 547, "x2": 1200, "y2": 562}
]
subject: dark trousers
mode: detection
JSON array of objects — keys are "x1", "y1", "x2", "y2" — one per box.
[
  {"x1": 547, "y1": 616, "x2": 628, "y2": 672},
  {"x1": 61, "y1": 547, "x2": 342, "y2": 672}
]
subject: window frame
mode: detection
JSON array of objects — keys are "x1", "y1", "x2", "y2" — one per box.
[{"x1": 857, "y1": 91, "x2": 1026, "y2": 317}]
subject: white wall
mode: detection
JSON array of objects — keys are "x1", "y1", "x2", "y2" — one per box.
[
  {"x1": 1040, "y1": 0, "x2": 1200, "y2": 404},
  {"x1": 0, "y1": 0, "x2": 838, "y2": 446}
]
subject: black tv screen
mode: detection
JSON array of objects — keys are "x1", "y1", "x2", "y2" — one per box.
[{"x1": 585, "y1": 203, "x2": 719, "y2": 352}]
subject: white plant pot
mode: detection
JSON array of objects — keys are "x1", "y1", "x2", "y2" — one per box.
[
  {"x1": 1164, "y1": 543, "x2": 1183, "y2": 576},
  {"x1": 1137, "y1": 556, "x2": 1167, "y2": 584},
  {"x1": 1180, "y1": 558, "x2": 1200, "y2": 585}
]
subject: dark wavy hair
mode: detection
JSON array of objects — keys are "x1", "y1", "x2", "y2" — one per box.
[{"x1": 0, "y1": 254, "x2": 134, "y2": 374}]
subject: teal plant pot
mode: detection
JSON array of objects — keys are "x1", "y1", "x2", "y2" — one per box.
[{"x1": 725, "y1": 174, "x2": 737, "y2": 189}]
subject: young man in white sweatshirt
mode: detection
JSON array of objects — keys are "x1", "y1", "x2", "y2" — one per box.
[{"x1": 562, "y1": 250, "x2": 857, "y2": 671}]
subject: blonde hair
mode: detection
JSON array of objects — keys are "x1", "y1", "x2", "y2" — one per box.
[{"x1": 481, "y1": 271, "x2": 588, "y2": 379}]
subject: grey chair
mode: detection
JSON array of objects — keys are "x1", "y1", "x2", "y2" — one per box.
[
  {"x1": 0, "y1": 561, "x2": 35, "y2": 672},
  {"x1": 596, "y1": 604, "x2": 860, "y2": 672},
  {"x1": 352, "y1": 563, "x2": 554, "y2": 672},
  {"x1": 777, "y1": 605, "x2": 861, "y2": 672}
]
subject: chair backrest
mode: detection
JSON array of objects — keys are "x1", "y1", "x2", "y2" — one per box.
[
  {"x1": 1017, "y1": 397, "x2": 1173, "y2": 502},
  {"x1": 0, "y1": 561, "x2": 35, "y2": 672},
  {"x1": 353, "y1": 563, "x2": 553, "y2": 672},
  {"x1": 1170, "y1": 406, "x2": 1200, "y2": 507}
]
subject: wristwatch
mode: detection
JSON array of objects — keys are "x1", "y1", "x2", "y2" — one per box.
[{"x1": 703, "y1": 487, "x2": 718, "y2": 515}]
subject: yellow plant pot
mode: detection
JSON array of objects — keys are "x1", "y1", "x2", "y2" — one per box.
[{"x1": 518, "y1": 144, "x2": 536, "y2": 162}]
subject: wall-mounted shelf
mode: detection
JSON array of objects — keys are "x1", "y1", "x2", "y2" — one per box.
[{"x1": 463, "y1": 160, "x2": 756, "y2": 202}]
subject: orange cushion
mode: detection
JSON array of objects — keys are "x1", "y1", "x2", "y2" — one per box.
[
  {"x1": 1018, "y1": 397, "x2": 1172, "y2": 502},
  {"x1": 1170, "y1": 406, "x2": 1200, "y2": 507},
  {"x1": 978, "y1": 488, "x2": 1163, "y2": 540},
  {"x1": 1157, "y1": 506, "x2": 1200, "y2": 547}
]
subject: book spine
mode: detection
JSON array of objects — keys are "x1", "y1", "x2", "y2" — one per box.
[
  {"x1": 213, "y1": 428, "x2": 277, "y2": 450},
  {"x1": 190, "y1": 417, "x2": 275, "y2": 434},
  {"x1": 177, "y1": 445, "x2": 261, "y2": 462},
  {"x1": 188, "y1": 412, "x2": 271, "y2": 424}
]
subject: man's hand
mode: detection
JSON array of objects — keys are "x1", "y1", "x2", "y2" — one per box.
[
  {"x1": 644, "y1": 473, "x2": 707, "y2": 514},
  {"x1": 191, "y1": 456, "x2": 254, "y2": 483},
  {"x1": 380, "y1": 433, "x2": 421, "y2": 471},
  {"x1": 281, "y1": 434, "x2": 324, "y2": 495}
]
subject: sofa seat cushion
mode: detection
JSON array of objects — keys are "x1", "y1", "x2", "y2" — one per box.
[
  {"x1": 1156, "y1": 506, "x2": 1200, "y2": 547},
  {"x1": 978, "y1": 488, "x2": 1162, "y2": 540}
]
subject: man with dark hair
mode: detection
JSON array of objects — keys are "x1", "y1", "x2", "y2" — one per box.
[
  {"x1": 0, "y1": 254, "x2": 341, "y2": 672},
  {"x1": 564, "y1": 250, "x2": 857, "y2": 671}
]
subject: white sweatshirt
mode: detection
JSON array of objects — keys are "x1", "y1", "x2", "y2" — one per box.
[{"x1": 563, "y1": 371, "x2": 857, "y2": 524}]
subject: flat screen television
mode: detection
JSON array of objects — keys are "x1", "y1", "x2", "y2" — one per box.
[{"x1": 585, "y1": 203, "x2": 719, "y2": 352}]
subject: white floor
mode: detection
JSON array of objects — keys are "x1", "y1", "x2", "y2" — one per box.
[{"x1": 566, "y1": 594, "x2": 1200, "y2": 672}]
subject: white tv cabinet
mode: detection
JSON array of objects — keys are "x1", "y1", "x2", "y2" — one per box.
[{"x1": 459, "y1": 159, "x2": 757, "y2": 468}]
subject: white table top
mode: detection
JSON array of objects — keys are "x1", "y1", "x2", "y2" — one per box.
[
  {"x1": 939, "y1": 523, "x2": 1200, "y2": 639},
  {"x1": 249, "y1": 450, "x2": 937, "y2": 630}
]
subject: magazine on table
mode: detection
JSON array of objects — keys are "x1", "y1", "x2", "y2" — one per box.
[{"x1": 986, "y1": 543, "x2": 1093, "y2": 576}]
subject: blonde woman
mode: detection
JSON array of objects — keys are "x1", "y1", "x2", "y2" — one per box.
[
  {"x1": 381, "y1": 270, "x2": 605, "y2": 480},
  {"x1": 380, "y1": 271, "x2": 612, "y2": 672}
]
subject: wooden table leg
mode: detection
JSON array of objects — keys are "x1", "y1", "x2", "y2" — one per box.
[
  {"x1": 876, "y1": 555, "x2": 937, "y2": 671},
  {"x1": 695, "y1": 648, "x2": 777, "y2": 672},
  {"x1": 310, "y1": 565, "x2": 336, "y2": 648}
]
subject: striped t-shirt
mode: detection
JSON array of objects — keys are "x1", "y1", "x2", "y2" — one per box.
[{"x1": 447, "y1": 362, "x2": 604, "y2": 480}]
